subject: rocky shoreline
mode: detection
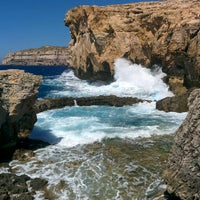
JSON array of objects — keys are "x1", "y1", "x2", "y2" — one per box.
[
  {"x1": 0, "y1": 0, "x2": 200, "y2": 199},
  {"x1": 1, "y1": 67, "x2": 199, "y2": 199}
]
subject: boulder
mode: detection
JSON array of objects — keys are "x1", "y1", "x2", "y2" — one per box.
[
  {"x1": 164, "y1": 89, "x2": 200, "y2": 199},
  {"x1": 156, "y1": 90, "x2": 193, "y2": 113},
  {"x1": 0, "y1": 69, "x2": 42, "y2": 162}
]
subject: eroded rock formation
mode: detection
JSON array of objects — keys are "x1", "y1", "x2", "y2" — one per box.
[
  {"x1": 34, "y1": 95, "x2": 147, "y2": 113},
  {"x1": 0, "y1": 70, "x2": 42, "y2": 161},
  {"x1": 164, "y1": 89, "x2": 200, "y2": 199},
  {"x1": 65, "y1": 0, "x2": 200, "y2": 92},
  {"x1": 1, "y1": 46, "x2": 69, "y2": 66},
  {"x1": 156, "y1": 89, "x2": 193, "y2": 113}
]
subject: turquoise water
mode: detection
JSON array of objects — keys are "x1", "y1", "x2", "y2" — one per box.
[
  {"x1": 0, "y1": 59, "x2": 186, "y2": 199},
  {"x1": 29, "y1": 58, "x2": 184, "y2": 147}
]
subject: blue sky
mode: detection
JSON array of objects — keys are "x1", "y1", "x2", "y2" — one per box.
[{"x1": 0, "y1": 0, "x2": 155, "y2": 61}]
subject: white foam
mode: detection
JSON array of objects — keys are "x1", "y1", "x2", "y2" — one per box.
[
  {"x1": 0, "y1": 167, "x2": 10, "y2": 173},
  {"x1": 30, "y1": 103, "x2": 186, "y2": 148},
  {"x1": 113, "y1": 58, "x2": 172, "y2": 99},
  {"x1": 45, "y1": 58, "x2": 173, "y2": 100}
]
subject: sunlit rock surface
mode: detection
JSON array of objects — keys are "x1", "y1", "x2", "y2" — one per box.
[
  {"x1": 0, "y1": 70, "x2": 42, "y2": 161},
  {"x1": 1, "y1": 46, "x2": 69, "y2": 66},
  {"x1": 65, "y1": 0, "x2": 200, "y2": 92},
  {"x1": 164, "y1": 89, "x2": 200, "y2": 199}
]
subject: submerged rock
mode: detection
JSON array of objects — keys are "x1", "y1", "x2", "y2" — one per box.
[
  {"x1": 164, "y1": 89, "x2": 200, "y2": 199},
  {"x1": 0, "y1": 70, "x2": 42, "y2": 162},
  {"x1": 0, "y1": 173, "x2": 47, "y2": 200},
  {"x1": 65, "y1": 0, "x2": 200, "y2": 92},
  {"x1": 1, "y1": 46, "x2": 69, "y2": 66}
]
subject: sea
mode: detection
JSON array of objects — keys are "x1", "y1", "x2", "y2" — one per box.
[{"x1": 0, "y1": 58, "x2": 187, "y2": 200}]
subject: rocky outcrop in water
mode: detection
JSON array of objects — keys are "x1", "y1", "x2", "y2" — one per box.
[
  {"x1": 0, "y1": 70, "x2": 42, "y2": 161},
  {"x1": 65, "y1": 0, "x2": 200, "y2": 93},
  {"x1": 156, "y1": 90, "x2": 194, "y2": 113},
  {"x1": 34, "y1": 95, "x2": 147, "y2": 113},
  {"x1": 1, "y1": 46, "x2": 69, "y2": 66},
  {"x1": 164, "y1": 89, "x2": 200, "y2": 199}
]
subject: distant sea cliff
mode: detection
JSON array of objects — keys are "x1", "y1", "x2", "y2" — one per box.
[{"x1": 1, "y1": 46, "x2": 69, "y2": 66}]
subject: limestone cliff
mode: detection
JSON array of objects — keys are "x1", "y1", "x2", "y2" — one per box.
[
  {"x1": 0, "y1": 70, "x2": 42, "y2": 161},
  {"x1": 1, "y1": 46, "x2": 69, "y2": 66},
  {"x1": 65, "y1": 0, "x2": 200, "y2": 91},
  {"x1": 164, "y1": 89, "x2": 200, "y2": 199}
]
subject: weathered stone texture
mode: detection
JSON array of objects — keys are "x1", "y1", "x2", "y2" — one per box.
[
  {"x1": 65, "y1": 0, "x2": 200, "y2": 90},
  {"x1": 0, "y1": 173, "x2": 48, "y2": 200},
  {"x1": 34, "y1": 95, "x2": 148, "y2": 113},
  {"x1": 0, "y1": 70, "x2": 42, "y2": 158},
  {"x1": 156, "y1": 89, "x2": 193, "y2": 113},
  {"x1": 1, "y1": 46, "x2": 69, "y2": 66},
  {"x1": 164, "y1": 89, "x2": 200, "y2": 199}
]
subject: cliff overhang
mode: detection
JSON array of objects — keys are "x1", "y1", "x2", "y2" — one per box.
[{"x1": 65, "y1": 0, "x2": 200, "y2": 93}]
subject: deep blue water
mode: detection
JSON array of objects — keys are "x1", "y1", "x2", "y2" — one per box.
[
  {"x1": 0, "y1": 65, "x2": 68, "y2": 98},
  {"x1": 0, "y1": 65, "x2": 67, "y2": 76}
]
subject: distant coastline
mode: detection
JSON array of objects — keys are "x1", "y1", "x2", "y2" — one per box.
[{"x1": 1, "y1": 46, "x2": 69, "y2": 66}]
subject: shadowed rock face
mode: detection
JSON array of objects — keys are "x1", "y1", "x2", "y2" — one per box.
[
  {"x1": 164, "y1": 89, "x2": 200, "y2": 199},
  {"x1": 65, "y1": 0, "x2": 200, "y2": 91},
  {"x1": 156, "y1": 90, "x2": 193, "y2": 113},
  {"x1": 0, "y1": 70, "x2": 42, "y2": 161},
  {"x1": 1, "y1": 46, "x2": 69, "y2": 66}
]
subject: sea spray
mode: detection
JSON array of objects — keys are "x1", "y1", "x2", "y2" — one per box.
[
  {"x1": 113, "y1": 58, "x2": 173, "y2": 100},
  {"x1": 43, "y1": 58, "x2": 173, "y2": 100},
  {"x1": 73, "y1": 99, "x2": 78, "y2": 106}
]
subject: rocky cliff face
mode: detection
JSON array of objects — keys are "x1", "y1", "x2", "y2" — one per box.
[
  {"x1": 65, "y1": 0, "x2": 200, "y2": 92},
  {"x1": 1, "y1": 46, "x2": 69, "y2": 66},
  {"x1": 0, "y1": 70, "x2": 42, "y2": 161},
  {"x1": 164, "y1": 89, "x2": 200, "y2": 199}
]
